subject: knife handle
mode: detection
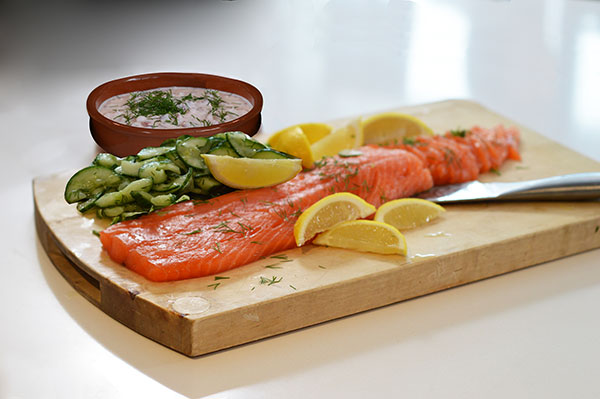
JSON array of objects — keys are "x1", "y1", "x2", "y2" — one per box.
[{"x1": 499, "y1": 172, "x2": 600, "y2": 200}]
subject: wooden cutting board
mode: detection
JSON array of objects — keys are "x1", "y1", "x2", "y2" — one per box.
[{"x1": 33, "y1": 100, "x2": 600, "y2": 357}]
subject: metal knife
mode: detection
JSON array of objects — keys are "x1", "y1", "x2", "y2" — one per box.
[{"x1": 416, "y1": 172, "x2": 600, "y2": 203}]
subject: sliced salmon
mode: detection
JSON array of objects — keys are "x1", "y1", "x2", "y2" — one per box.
[{"x1": 395, "y1": 124, "x2": 521, "y2": 185}]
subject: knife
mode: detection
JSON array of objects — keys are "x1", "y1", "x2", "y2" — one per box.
[{"x1": 416, "y1": 172, "x2": 600, "y2": 203}]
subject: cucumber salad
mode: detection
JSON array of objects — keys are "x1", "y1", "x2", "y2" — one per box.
[{"x1": 64, "y1": 132, "x2": 295, "y2": 223}]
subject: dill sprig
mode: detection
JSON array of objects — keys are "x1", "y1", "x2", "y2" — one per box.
[
  {"x1": 179, "y1": 229, "x2": 201, "y2": 235},
  {"x1": 260, "y1": 276, "x2": 283, "y2": 286},
  {"x1": 450, "y1": 128, "x2": 469, "y2": 137},
  {"x1": 125, "y1": 90, "x2": 186, "y2": 121}
]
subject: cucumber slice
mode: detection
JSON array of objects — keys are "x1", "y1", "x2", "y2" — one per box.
[
  {"x1": 160, "y1": 138, "x2": 177, "y2": 147},
  {"x1": 139, "y1": 163, "x2": 167, "y2": 184},
  {"x1": 76, "y1": 191, "x2": 104, "y2": 213},
  {"x1": 209, "y1": 133, "x2": 228, "y2": 143},
  {"x1": 208, "y1": 142, "x2": 239, "y2": 157},
  {"x1": 64, "y1": 165, "x2": 122, "y2": 203},
  {"x1": 153, "y1": 169, "x2": 192, "y2": 193},
  {"x1": 175, "y1": 194, "x2": 190, "y2": 204},
  {"x1": 120, "y1": 178, "x2": 153, "y2": 201},
  {"x1": 120, "y1": 159, "x2": 143, "y2": 177},
  {"x1": 95, "y1": 191, "x2": 125, "y2": 208},
  {"x1": 138, "y1": 159, "x2": 181, "y2": 184},
  {"x1": 121, "y1": 211, "x2": 146, "y2": 220},
  {"x1": 165, "y1": 149, "x2": 188, "y2": 171},
  {"x1": 226, "y1": 131, "x2": 267, "y2": 157},
  {"x1": 137, "y1": 146, "x2": 173, "y2": 160},
  {"x1": 93, "y1": 153, "x2": 121, "y2": 169},
  {"x1": 117, "y1": 177, "x2": 134, "y2": 191},
  {"x1": 102, "y1": 206, "x2": 125, "y2": 218},
  {"x1": 176, "y1": 136, "x2": 211, "y2": 169},
  {"x1": 150, "y1": 193, "x2": 177, "y2": 207},
  {"x1": 251, "y1": 149, "x2": 294, "y2": 159},
  {"x1": 131, "y1": 191, "x2": 154, "y2": 208},
  {"x1": 193, "y1": 175, "x2": 222, "y2": 194}
]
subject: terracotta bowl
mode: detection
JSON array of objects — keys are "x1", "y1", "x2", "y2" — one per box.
[{"x1": 87, "y1": 72, "x2": 263, "y2": 156}]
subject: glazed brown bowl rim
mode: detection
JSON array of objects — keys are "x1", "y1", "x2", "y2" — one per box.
[{"x1": 86, "y1": 72, "x2": 263, "y2": 139}]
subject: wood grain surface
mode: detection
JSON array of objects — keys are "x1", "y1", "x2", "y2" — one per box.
[{"x1": 33, "y1": 100, "x2": 600, "y2": 357}]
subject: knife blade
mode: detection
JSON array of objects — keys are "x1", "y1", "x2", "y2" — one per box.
[{"x1": 416, "y1": 172, "x2": 600, "y2": 203}]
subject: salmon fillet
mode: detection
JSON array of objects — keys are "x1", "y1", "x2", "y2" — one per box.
[
  {"x1": 100, "y1": 125, "x2": 520, "y2": 282},
  {"x1": 100, "y1": 146, "x2": 433, "y2": 281}
]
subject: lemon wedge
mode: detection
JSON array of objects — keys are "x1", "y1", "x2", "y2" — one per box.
[
  {"x1": 201, "y1": 154, "x2": 302, "y2": 189},
  {"x1": 267, "y1": 126, "x2": 316, "y2": 169},
  {"x1": 374, "y1": 198, "x2": 445, "y2": 230},
  {"x1": 361, "y1": 112, "x2": 434, "y2": 145},
  {"x1": 311, "y1": 118, "x2": 364, "y2": 160},
  {"x1": 313, "y1": 220, "x2": 407, "y2": 255},
  {"x1": 296, "y1": 122, "x2": 333, "y2": 144},
  {"x1": 293, "y1": 192, "x2": 376, "y2": 246}
]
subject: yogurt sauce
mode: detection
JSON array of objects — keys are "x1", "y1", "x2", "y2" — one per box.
[{"x1": 99, "y1": 86, "x2": 253, "y2": 129}]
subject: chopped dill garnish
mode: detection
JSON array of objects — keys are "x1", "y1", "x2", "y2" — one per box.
[
  {"x1": 318, "y1": 265, "x2": 327, "y2": 269},
  {"x1": 214, "y1": 276, "x2": 230, "y2": 280},
  {"x1": 289, "y1": 285, "x2": 297, "y2": 290},
  {"x1": 124, "y1": 90, "x2": 187, "y2": 125},
  {"x1": 361, "y1": 180, "x2": 371, "y2": 193},
  {"x1": 402, "y1": 137, "x2": 416, "y2": 145},
  {"x1": 265, "y1": 264, "x2": 282, "y2": 269},
  {"x1": 270, "y1": 254, "x2": 289, "y2": 260},
  {"x1": 313, "y1": 158, "x2": 328, "y2": 168},
  {"x1": 207, "y1": 282, "x2": 220, "y2": 290},
  {"x1": 193, "y1": 115, "x2": 212, "y2": 126},
  {"x1": 92, "y1": 230, "x2": 100, "y2": 237},
  {"x1": 273, "y1": 208, "x2": 289, "y2": 221},
  {"x1": 450, "y1": 129, "x2": 468, "y2": 137},
  {"x1": 211, "y1": 221, "x2": 240, "y2": 234},
  {"x1": 237, "y1": 222, "x2": 253, "y2": 231},
  {"x1": 289, "y1": 209, "x2": 303, "y2": 218},
  {"x1": 251, "y1": 241, "x2": 264, "y2": 245},
  {"x1": 490, "y1": 168, "x2": 502, "y2": 176},
  {"x1": 260, "y1": 276, "x2": 283, "y2": 286},
  {"x1": 213, "y1": 242, "x2": 222, "y2": 253},
  {"x1": 180, "y1": 229, "x2": 201, "y2": 235}
]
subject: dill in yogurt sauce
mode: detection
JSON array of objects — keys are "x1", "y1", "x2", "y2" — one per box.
[{"x1": 99, "y1": 87, "x2": 252, "y2": 129}]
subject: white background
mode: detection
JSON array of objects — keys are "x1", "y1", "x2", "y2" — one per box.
[{"x1": 1, "y1": 1, "x2": 599, "y2": 398}]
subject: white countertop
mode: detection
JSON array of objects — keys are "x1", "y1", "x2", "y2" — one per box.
[{"x1": 2, "y1": 1, "x2": 600, "y2": 398}]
